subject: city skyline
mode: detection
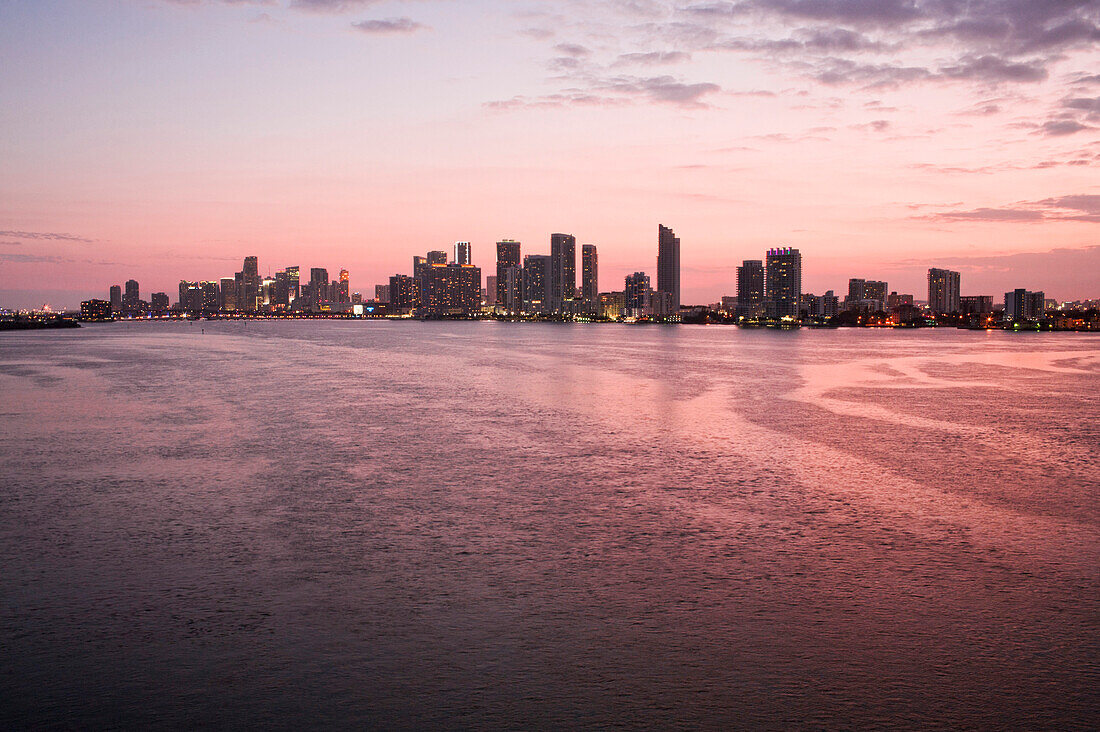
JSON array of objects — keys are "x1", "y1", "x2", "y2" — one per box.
[{"x1": 1, "y1": 1, "x2": 1098, "y2": 309}]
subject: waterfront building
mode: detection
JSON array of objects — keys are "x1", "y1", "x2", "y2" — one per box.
[
  {"x1": 375, "y1": 284, "x2": 390, "y2": 303},
  {"x1": 485, "y1": 276, "x2": 497, "y2": 306},
  {"x1": 150, "y1": 292, "x2": 169, "y2": 311},
  {"x1": 581, "y1": 244, "x2": 598, "y2": 308},
  {"x1": 419, "y1": 264, "x2": 481, "y2": 317},
  {"x1": 455, "y1": 241, "x2": 471, "y2": 266},
  {"x1": 242, "y1": 256, "x2": 260, "y2": 312},
  {"x1": 928, "y1": 268, "x2": 961, "y2": 314},
  {"x1": 1004, "y1": 289, "x2": 1046, "y2": 321},
  {"x1": 220, "y1": 277, "x2": 237, "y2": 311},
  {"x1": 285, "y1": 266, "x2": 300, "y2": 306},
  {"x1": 109, "y1": 285, "x2": 122, "y2": 314},
  {"x1": 337, "y1": 269, "x2": 350, "y2": 304},
  {"x1": 599, "y1": 291, "x2": 625, "y2": 320},
  {"x1": 201, "y1": 281, "x2": 219, "y2": 313},
  {"x1": 496, "y1": 240, "x2": 521, "y2": 307},
  {"x1": 389, "y1": 274, "x2": 418, "y2": 314},
  {"x1": 178, "y1": 281, "x2": 198, "y2": 311},
  {"x1": 427, "y1": 250, "x2": 448, "y2": 266},
  {"x1": 624, "y1": 272, "x2": 651, "y2": 318},
  {"x1": 310, "y1": 268, "x2": 329, "y2": 311},
  {"x1": 656, "y1": 224, "x2": 680, "y2": 313},
  {"x1": 123, "y1": 279, "x2": 140, "y2": 311},
  {"x1": 960, "y1": 295, "x2": 993, "y2": 315},
  {"x1": 765, "y1": 248, "x2": 801, "y2": 319},
  {"x1": 80, "y1": 299, "x2": 112, "y2": 321},
  {"x1": 846, "y1": 279, "x2": 887, "y2": 310},
  {"x1": 887, "y1": 292, "x2": 914, "y2": 309},
  {"x1": 501, "y1": 266, "x2": 522, "y2": 314},
  {"x1": 550, "y1": 233, "x2": 576, "y2": 313},
  {"x1": 736, "y1": 260, "x2": 765, "y2": 317},
  {"x1": 523, "y1": 254, "x2": 552, "y2": 315}
]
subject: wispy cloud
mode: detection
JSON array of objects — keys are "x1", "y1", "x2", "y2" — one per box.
[
  {"x1": 922, "y1": 195, "x2": 1100, "y2": 223},
  {"x1": 351, "y1": 17, "x2": 427, "y2": 35},
  {"x1": 0, "y1": 231, "x2": 94, "y2": 243}
]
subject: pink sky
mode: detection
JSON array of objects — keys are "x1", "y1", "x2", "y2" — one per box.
[{"x1": 1, "y1": 0, "x2": 1098, "y2": 308}]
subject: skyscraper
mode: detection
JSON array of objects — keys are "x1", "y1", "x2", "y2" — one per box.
[
  {"x1": 550, "y1": 233, "x2": 576, "y2": 313},
  {"x1": 736, "y1": 260, "x2": 764, "y2": 317},
  {"x1": 109, "y1": 284, "x2": 122, "y2": 313},
  {"x1": 241, "y1": 256, "x2": 260, "y2": 312},
  {"x1": 523, "y1": 254, "x2": 552, "y2": 314},
  {"x1": 656, "y1": 224, "x2": 680, "y2": 312},
  {"x1": 389, "y1": 275, "x2": 418, "y2": 314},
  {"x1": 427, "y1": 250, "x2": 448, "y2": 266},
  {"x1": 375, "y1": 284, "x2": 390, "y2": 303},
  {"x1": 765, "y1": 247, "x2": 801, "y2": 319},
  {"x1": 310, "y1": 268, "x2": 329, "y2": 310},
  {"x1": 123, "y1": 279, "x2": 140, "y2": 311},
  {"x1": 337, "y1": 269, "x2": 350, "y2": 303},
  {"x1": 220, "y1": 277, "x2": 237, "y2": 311},
  {"x1": 624, "y1": 272, "x2": 651, "y2": 317},
  {"x1": 455, "y1": 241, "x2": 471, "y2": 266},
  {"x1": 928, "y1": 268, "x2": 961, "y2": 314},
  {"x1": 581, "y1": 244, "x2": 598, "y2": 306},
  {"x1": 419, "y1": 263, "x2": 481, "y2": 317},
  {"x1": 496, "y1": 240, "x2": 521, "y2": 308},
  {"x1": 285, "y1": 266, "x2": 300, "y2": 306}
]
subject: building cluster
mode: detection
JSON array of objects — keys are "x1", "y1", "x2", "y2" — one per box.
[{"x1": 77, "y1": 229, "x2": 1090, "y2": 329}]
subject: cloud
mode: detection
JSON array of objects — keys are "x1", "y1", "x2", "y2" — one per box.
[
  {"x1": 291, "y1": 0, "x2": 382, "y2": 12},
  {"x1": 1041, "y1": 119, "x2": 1092, "y2": 136},
  {"x1": 923, "y1": 194, "x2": 1100, "y2": 223},
  {"x1": 351, "y1": 17, "x2": 427, "y2": 34},
  {"x1": 0, "y1": 231, "x2": 94, "y2": 243},
  {"x1": 613, "y1": 51, "x2": 692, "y2": 67},
  {"x1": 554, "y1": 43, "x2": 591, "y2": 57}
]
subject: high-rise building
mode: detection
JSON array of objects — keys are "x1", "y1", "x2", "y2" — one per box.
[
  {"x1": 864, "y1": 280, "x2": 886, "y2": 305},
  {"x1": 389, "y1": 275, "x2": 418, "y2": 314},
  {"x1": 496, "y1": 240, "x2": 521, "y2": 309},
  {"x1": 375, "y1": 284, "x2": 390, "y2": 303},
  {"x1": 887, "y1": 292, "x2": 914, "y2": 309},
  {"x1": 736, "y1": 260, "x2": 764, "y2": 317},
  {"x1": 765, "y1": 247, "x2": 801, "y2": 319},
  {"x1": 455, "y1": 241, "x2": 471, "y2": 266},
  {"x1": 501, "y1": 266, "x2": 522, "y2": 314},
  {"x1": 523, "y1": 254, "x2": 552, "y2": 314},
  {"x1": 337, "y1": 269, "x2": 350, "y2": 303},
  {"x1": 123, "y1": 279, "x2": 140, "y2": 311},
  {"x1": 220, "y1": 277, "x2": 237, "y2": 311},
  {"x1": 427, "y1": 250, "x2": 448, "y2": 266},
  {"x1": 200, "y1": 281, "x2": 218, "y2": 313},
  {"x1": 656, "y1": 224, "x2": 680, "y2": 313},
  {"x1": 550, "y1": 233, "x2": 576, "y2": 312},
  {"x1": 285, "y1": 266, "x2": 300, "y2": 306},
  {"x1": 928, "y1": 268, "x2": 961, "y2": 314},
  {"x1": 624, "y1": 272, "x2": 651, "y2": 317},
  {"x1": 960, "y1": 295, "x2": 993, "y2": 315},
  {"x1": 150, "y1": 292, "x2": 169, "y2": 311},
  {"x1": 1004, "y1": 289, "x2": 1045, "y2": 321},
  {"x1": 581, "y1": 244, "x2": 598, "y2": 306},
  {"x1": 310, "y1": 268, "x2": 329, "y2": 310},
  {"x1": 109, "y1": 285, "x2": 122, "y2": 313},
  {"x1": 419, "y1": 264, "x2": 481, "y2": 317},
  {"x1": 485, "y1": 276, "x2": 497, "y2": 306},
  {"x1": 242, "y1": 256, "x2": 260, "y2": 312}
]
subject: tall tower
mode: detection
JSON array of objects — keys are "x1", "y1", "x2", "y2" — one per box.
[
  {"x1": 338, "y1": 269, "x2": 350, "y2": 303},
  {"x1": 455, "y1": 241, "x2": 472, "y2": 266},
  {"x1": 657, "y1": 224, "x2": 680, "y2": 312},
  {"x1": 736, "y1": 260, "x2": 764, "y2": 317},
  {"x1": 581, "y1": 244, "x2": 598, "y2": 305},
  {"x1": 765, "y1": 247, "x2": 801, "y2": 319},
  {"x1": 123, "y1": 279, "x2": 140, "y2": 310},
  {"x1": 550, "y1": 233, "x2": 576, "y2": 313},
  {"x1": 109, "y1": 284, "x2": 122, "y2": 313},
  {"x1": 928, "y1": 268, "x2": 961, "y2": 314},
  {"x1": 496, "y1": 240, "x2": 521, "y2": 309}
]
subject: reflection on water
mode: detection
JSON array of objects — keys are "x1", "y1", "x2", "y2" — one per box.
[{"x1": 1, "y1": 322, "x2": 1097, "y2": 729}]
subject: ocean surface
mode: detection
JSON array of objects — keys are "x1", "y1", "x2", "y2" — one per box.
[{"x1": 1, "y1": 321, "x2": 1097, "y2": 729}]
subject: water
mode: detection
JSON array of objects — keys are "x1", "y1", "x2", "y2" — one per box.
[{"x1": 1, "y1": 321, "x2": 1097, "y2": 729}]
